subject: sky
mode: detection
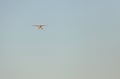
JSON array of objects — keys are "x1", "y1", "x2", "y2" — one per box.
[{"x1": 0, "y1": 0, "x2": 120, "y2": 79}]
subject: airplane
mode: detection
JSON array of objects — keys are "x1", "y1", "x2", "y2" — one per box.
[{"x1": 32, "y1": 24, "x2": 46, "y2": 30}]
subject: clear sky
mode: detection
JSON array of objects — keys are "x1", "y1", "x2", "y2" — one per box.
[{"x1": 0, "y1": 0, "x2": 120, "y2": 79}]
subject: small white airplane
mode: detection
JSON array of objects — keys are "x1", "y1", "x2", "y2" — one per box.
[{"x1": 33, "y1": 24, "x2": 46, "y2": 30}]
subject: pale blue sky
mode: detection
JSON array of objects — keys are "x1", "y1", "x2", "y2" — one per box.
[{"x1": 0, "y1": 0, "x2": 120, "y2": 79}]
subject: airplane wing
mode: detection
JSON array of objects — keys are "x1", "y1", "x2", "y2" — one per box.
[
  {"x1": 32, "y1": 25, "x2": 41, "y2": 27},
  {"x1": 41, "y1": 25, "x2": 46, "y2": 26}
]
